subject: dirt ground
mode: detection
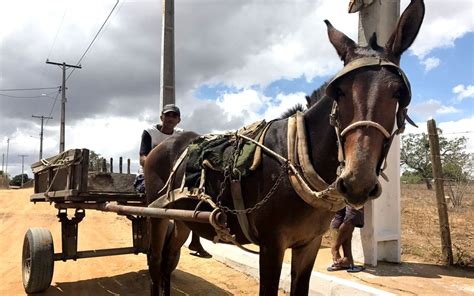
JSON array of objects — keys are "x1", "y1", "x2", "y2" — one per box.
[
  {"x1": 1, "y1": 186, "x2": 473, "y2": 295},
  {"x1": 399, "y1": 183, "x2": 474, "y2": 266},
  {"x1": 0, "y1": 188, "x2": 286, "y2": 295}
]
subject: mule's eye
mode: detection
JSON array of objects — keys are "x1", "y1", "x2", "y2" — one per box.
[
  {"x1": 393, "y1": 90, "x2": 402, "y2": 100},
  {"x1": 335, "y1": 88, "x2": 345, "y2": 99}
]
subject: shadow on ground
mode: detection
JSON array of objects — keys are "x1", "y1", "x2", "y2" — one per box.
[
  {"x1": 38, "y1": 269, "x2": 231, "y2": 296},
  {"x1": 363, "y1": 261, "x2": 474, "y2": 279}
]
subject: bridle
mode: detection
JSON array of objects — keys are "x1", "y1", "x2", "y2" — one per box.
[{"x1": 325, "y1": 56, "x2": 417, "y2": 180}]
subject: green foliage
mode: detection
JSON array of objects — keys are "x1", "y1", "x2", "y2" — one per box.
[
  {"x1": 401, "y1": 131, "x2": 472, "y2": 190},
  {"x1": 9, "y1": 173, "x2": 30, "y2": 186},
  {"x1": 88, "y1": 150, "x2": 108, "y2": 172},
  {"x1": 401, "y1": 171, "x2": 423, "y2": 184}
]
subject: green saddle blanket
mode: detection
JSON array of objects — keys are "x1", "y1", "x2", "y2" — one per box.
[{"x1": 184, "y1": 120, "x2": 268, "y2": 189}]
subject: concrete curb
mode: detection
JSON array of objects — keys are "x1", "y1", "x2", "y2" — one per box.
[{"x1": 186, "y1": 238, "x2": 394, "y2": 296}]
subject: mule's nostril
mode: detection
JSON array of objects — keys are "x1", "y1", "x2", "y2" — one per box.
[
  {"x1": 369, "y1": 182, "x2": 381, "y2": 198},
  {"x1": 336, "y1": 178, "x2": 348, "y2": 194}
]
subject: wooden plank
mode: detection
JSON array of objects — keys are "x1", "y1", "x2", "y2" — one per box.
[{"x1": 87, "y1": 172, "x2": 136, "y2": 192}]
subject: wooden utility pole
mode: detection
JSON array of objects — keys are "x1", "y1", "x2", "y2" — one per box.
[
  {"x1": 160, "y1": 0, "x2": 175, "y2": 110},
  {"x1": 18, "y1": 154, "x2": 28, "y2": 187},
  {"x1": 5, "y1": 138, "x2": 9, "y2": 176},
  {"x1": 32, "y1": 115, "x2": 53, "y2": 160},
  {"x1": 46, "y1": 60, "x2": 82, "y2": 153},
  {"x1": 427, "y1": 119, "x2": 453, "y2": 265}
]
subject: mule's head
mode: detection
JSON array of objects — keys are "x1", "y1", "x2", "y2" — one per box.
[{"x1": 324, "y1": 0, "x2": 424, "y2": 208}]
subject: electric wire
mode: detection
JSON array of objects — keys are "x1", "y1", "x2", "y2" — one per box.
[
  {"x1": 66, "y1": 0, "x2": 120, "y2": 81},
  {"x1": 0, "y1": 86, "x2": 59, "y2": 92}
]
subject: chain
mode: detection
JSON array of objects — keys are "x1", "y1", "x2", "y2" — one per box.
[{"x1": 217, "y1": 162, "x2": 288, "y2": 215}]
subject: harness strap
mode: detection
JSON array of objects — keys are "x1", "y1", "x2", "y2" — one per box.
[
  {"x1": 340, "y1": 120, "x2": 391, "y2": 138},
  {"x1": 287, "y1": 113, "x2": 346, "y2": 211},
  {"x1": 230, "y1": 180, "x2": 259, "y2": 244}
]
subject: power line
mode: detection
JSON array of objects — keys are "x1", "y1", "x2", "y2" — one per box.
[
  {"x1": 0, "y1": 90, "x2": 60, "y2": 99},
  {"x1": 45, "y1": 91, "x2": 61, "y2": 125},
  {"x1": 66, "y1": 0, "x2": 120, "y2": 81},
  {"x1": 0, "y1": 86, "x2": 59, "y2": 92}
]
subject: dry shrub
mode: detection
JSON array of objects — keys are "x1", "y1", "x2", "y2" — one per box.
[{"x1": 401, "y1": 184, "x2": 474, "y2": 267}]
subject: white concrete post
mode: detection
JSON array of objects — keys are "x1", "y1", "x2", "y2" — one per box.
[{"x1": 351, "y1": 0, "x2": 402, "y2": 266}]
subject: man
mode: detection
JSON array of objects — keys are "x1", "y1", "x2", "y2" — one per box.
[
  {"x1": 327, "y1": 206, "x2": 365, "y2": 272},
  {"x1": 137, "y1": 104, "x2": 212, "y2": 258}
]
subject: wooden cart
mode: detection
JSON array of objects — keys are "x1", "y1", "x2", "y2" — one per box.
[{"x1": 22, "y1": 148, "x2": 222, "y2": 293}]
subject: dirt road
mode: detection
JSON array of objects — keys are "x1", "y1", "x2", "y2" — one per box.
[{"x1": 0, "y1": 188, "x2": 286, "y2": 295}]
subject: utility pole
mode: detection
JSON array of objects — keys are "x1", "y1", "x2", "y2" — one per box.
[
  {"x1": 32, "y1": 115, "x2": 53, "y2": 160},
  {"x1": 5, "y1": 138, "x2": 9, "y2": 176},
  {"x1": 1, "y1": 153, "x2": 4, "y2": 173},
  {"x1": 46, "y1": 60, "x2": 82, "y2": 153},
  {"x1": 18, "y1": 154, "x2": 28, "y2": 187},
  {"x1": 160, "y1": 0, "x2": 175, "y2": 111}
]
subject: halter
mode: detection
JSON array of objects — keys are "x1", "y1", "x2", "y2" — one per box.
[{"x1": 326, "y1": 56, "x2": 416, "y2": 180}]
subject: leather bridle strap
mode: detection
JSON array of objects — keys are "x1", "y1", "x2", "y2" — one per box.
[{"x1": 340, "y1": 120, "x2": 391, "y2": 139}]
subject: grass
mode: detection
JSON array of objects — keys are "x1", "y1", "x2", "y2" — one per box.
[{"x1": 401, "y1": 183, "x2": 473, "y2": 267}]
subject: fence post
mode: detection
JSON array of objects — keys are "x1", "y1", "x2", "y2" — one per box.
[
  {"x1": 110, "y1": 158, "x2": 114, "y2": 173},
  {"x1": 427, "y1": 119, "x2": 453, "y2": 265},
  {"x1": 127, "y1": 159, "x2": 131, "y2": 174},
  {"x1": 102, "y1": 159, "x2": 107, "y2": 173},
  {"x1": 119, "y1": 157, "x2": 123, "y2": 174}
]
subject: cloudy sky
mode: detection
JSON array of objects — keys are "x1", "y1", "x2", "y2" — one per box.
[{"x1": 1, "y1": 0, "x2": 473, "y2": 178}]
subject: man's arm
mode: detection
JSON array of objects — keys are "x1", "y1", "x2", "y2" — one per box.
[{"x1": 139, "y1": 130, "x2": 152, "y2": 167}]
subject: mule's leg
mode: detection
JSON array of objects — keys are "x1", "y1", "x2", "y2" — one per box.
[
  {"x1": 259, "y1": 242, "x2": 285, "y2": 295},
  {"x1": 289, "y1": 236, "x2": 322, "y2": 295},
  {"x1": 161, "y1": 220, "x2": 190, "y2": 272},
  {"x1": 148, "y1": 218, "x2": 170, "y2": 296}
]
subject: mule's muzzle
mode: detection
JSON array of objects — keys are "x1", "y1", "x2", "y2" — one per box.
[{"x1": 335, "y1": 173, "x2": 382, "y2": 208}]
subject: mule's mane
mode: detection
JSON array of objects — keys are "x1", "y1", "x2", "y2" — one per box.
[
  {"x1": 306, "y1": 81, "x2": 330, "y2": 108},
  {"x1": 278, "y1": 80, "x2": 331, "y2": 119}
]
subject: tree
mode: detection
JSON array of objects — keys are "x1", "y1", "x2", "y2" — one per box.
[
  {"x1": 9, "y1": 173, "x2": 30, "y2": 187},
  {"x1": 401, "y1": 131, "x2": 471, "y2": 190},
  {"x1": 88, "y1": 150, "x2": 108, "y2": 172}
]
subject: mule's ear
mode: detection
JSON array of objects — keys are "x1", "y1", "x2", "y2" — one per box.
[
  {"x1": 325, "y1": 20, "x2": 357, "y2": 63},
  {"x1": 385, "y1": 0, "x2": 425, "y2": 58}
]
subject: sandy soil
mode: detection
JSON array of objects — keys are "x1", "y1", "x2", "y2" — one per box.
[{"x1": 0, "y1": 188, "x2": 286, "y2": 295}]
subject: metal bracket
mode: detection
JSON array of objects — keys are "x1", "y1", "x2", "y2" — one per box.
[
  {"x1": 127, "y1": 215, "x2": 148, "y2": 254},
  {"x1": 57, "y1": 208, "x2": 85, "y2": 261}
]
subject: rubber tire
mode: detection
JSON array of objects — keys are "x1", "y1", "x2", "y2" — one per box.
[
  {"x1": 22, "y1": 228, "x2": 54, "y2": 294},
  {"x1": 164, "y1": 222, "x2": 180, "y2": 271}
]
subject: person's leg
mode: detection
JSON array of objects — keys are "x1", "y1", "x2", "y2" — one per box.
[
  {"x1": 337, "y1": 222, "x2": 355, "y2": 267},
  {"x1": 329, "y1": 208, "x2": 346, "y2": 267},
  {"x1": 188, "y1": 232, "x2": 212, "y2": 258}
]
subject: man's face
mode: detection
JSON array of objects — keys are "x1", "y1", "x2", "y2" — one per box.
[{"x1": 160, "y1": 112, "x2": 181, "y2": 129}]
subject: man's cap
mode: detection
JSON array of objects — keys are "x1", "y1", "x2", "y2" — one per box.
[{"x1": 162, "y1": 104, "x2": 180, "y2": 116}]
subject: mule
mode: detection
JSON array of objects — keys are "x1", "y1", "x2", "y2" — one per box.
[{"x1": 144, "y1": 0, "x2": 425, "y2": 294}]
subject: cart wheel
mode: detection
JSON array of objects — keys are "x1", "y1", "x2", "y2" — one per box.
[
  {"x1": 22, "y1": 228, "x2": 54, "y2": 294},
  {"x1": 165, "y1": 222, "x2": 180, "y2": 271}
]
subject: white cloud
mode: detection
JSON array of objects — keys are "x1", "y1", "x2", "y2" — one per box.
[
  {"x1": 411, "y1": 99, "x2": 461, "y2": 118},
  {"x1": 404, "y1": 116, "x2": 474, "y2": 154},
  {"x1": 263, "y1": 92, "x2": 308, "y2": 121},
  {"x1": 402, "y1": 0, "x2": 474, "y2": 58},
  {"x1": 421, "y1": 56, "x2": 440, "y2": 72},
  {"x1": 452, "y1": 84, "x2": 474, "y2": 101},
  {"x1": 216, "y1": 89, "x2": 269, "y2": 123}
]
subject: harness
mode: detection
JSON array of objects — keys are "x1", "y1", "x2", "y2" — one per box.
[
  {"x1": 325, "y1": 56, "x2": 417, "y2": 180},
  {"x1": 149, "y1": 56, "x2": 417, "y2": 253}
]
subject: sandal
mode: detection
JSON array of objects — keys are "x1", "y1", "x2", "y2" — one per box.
[
  {"x1": 190, "y1": 250, "x2": 212, "y2": 259},
  {"x1": 347, "y1": 265, "x2": 365, "y2": 273},
  {"x1": 327, "y1": 263, "x2": 350, "y2": 272}
]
